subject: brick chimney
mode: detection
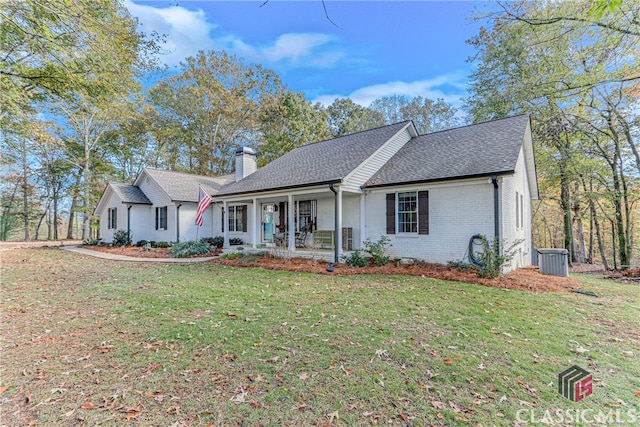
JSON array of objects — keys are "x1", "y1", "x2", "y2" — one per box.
[{"x1": 235, "y1": 147, "x2": 257, "y2": 182}]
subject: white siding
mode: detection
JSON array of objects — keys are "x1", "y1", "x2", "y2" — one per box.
[
  {"x1": 128, "y1": 205, "x2": 153, "y2": 243},
  {"x1": 97, "y1": 189, "x2": 123, "y2": 243},
  {"x1": 342, "y1": 195, "x2": 361, "y2": 249},
  {"x1": 365, "y1": 179, "x2": 496, "y2": 266},
  {"x1": 138, "y1": 173, "x2": 175, "y2": 242},
  {"x1": 500, "y1": 148, "x2": 533, "y2": 270},
  {"x1": 342, "y1": 127, "x2": 413, "y2": 193}
]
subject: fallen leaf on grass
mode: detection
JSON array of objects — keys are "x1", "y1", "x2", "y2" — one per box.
[
  {"x1": 298, "y1": 372, "x2": 310, "y2": 381},
  {"x1": 166, "y1": 405, "x2": 180, "y2": 414},
  {"x1": 81, "y1": 401, "x2": 95, "y2": 409},
  {"x1": 399, "y1": 412, "x2": 408, "y2": 421},
  {"x1": 444, "y1": 359, "x2": 453, "y2": 364},
  {"x1": 449, "y1": 401, "x2": 462, "y2": 413},
  {"x1": 0, "y1": 385, "x2": 10, "y2": 394},
  {"x1": 340, "y1": 364, "x2": 352, "y2": 376},
  {"x1": 328, "y1": 410, "x2": 339, "y2": 423},
  {"x1": 635, "y1": 391, "x2": 640, "y2": 398},
  {"x1": 431, "y1": 400, "x2": 445, "y2": 409}
]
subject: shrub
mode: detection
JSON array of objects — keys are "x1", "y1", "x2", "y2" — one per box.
[
  {"x1": 112, "y1": 229, "x2": 131, "y2": 246},
  {"x1": 219, "y1": 252, "x2": 243, "y2": 260},
  {"x1": 82, "y1": 238, "x2": 102, "y2": 246},
  {"x1": 229, "y1": 237, "x2": 243, "y2": 245},
  {"x1": 363, "y1": 235, "x2": 392, "y2": 266},
  {"x1": 153, "y1": 241, "x2": 170, "y2": 248},
  {"x1": 201, "y1": 236, "x2": 224, "y2": 248},
  {"x1": 469, "y1": 235, "x2": 522, "y2": 278},
  {"x1": 135, "y1": 240, "x2": 148, "y2": 247},
  {"x1": 169, "y1": 241, "x2": 211, "y2": 258},
  {"x1": 342, "y1": 250, "x2": 369, "y2": 267}
]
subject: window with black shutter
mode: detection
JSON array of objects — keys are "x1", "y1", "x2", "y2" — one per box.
[
  {"x1": 155, "y1": 206, "x2": 167, "y2": 230},
  {"x1": 386, "y1": 194, "x2": 395, "y2": 234},
  {"x1": 418, "y1": 191, "x2": 429, "y2": 235}
]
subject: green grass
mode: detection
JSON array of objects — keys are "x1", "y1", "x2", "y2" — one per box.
[{"x1": 1, "y1": 249, "x2": 638, "y2": 426}]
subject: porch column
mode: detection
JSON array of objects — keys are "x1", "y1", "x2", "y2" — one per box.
[
  {"x1": 223, "y1": 200, "x2": 229, "y2": 248},
  {"x1": 252, "y1": 198, "x2": 259, "y2": 248},
  {"x1": 287, "y1": 194, "x2": 295, "y2": 251},
  {"x1": 359, "y1": 193, "x2": 366, "y2": 248},
  {"x1": 336, "y1": 188, "x2": 343, "y2": 258}
]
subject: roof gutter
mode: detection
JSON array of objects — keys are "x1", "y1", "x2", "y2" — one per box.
[
  {"x1": 217, "y1": 179, "x2": 343, "y2": 198},
  {"x1": 361, "y1": 171, "x2": 515, "y2": 190}
]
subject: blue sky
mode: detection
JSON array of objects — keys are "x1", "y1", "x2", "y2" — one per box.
[{"x1": 125, "y1": 1, "x2": 491, "y2": 110}]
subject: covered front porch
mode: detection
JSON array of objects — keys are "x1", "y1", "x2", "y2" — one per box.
[{"x1": 220, "y1": 185, "x2": 364, "y2": 262}]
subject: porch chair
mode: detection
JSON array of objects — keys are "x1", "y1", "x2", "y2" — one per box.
[{"x1": 295, "y1": 223, "x2": 312, "y2": 248}]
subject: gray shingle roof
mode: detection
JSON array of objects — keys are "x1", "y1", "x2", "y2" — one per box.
[
  {"x1": 364, "y1": 115, "x2": 531, "y2": 188},
  {"x1": 216, "y1": 121, "x2": 413, "y2": 196},
  {"x1": 110, "y1": 183, "x2": 151, "y2": 205},
  {"x1": 143, "y1": 169, "x2": 235, "y2": 202}
]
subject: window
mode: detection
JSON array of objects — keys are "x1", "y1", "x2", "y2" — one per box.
[
  {"x1": 386, "y1": 191, "x2": 429, "y2": 235},
  {"x1": 228, "y1": 205, "x2": 247, "y2": 232},
  {"x1": 155, "y1": 206, "x2": 167, "y2": 230},
  {"x1": 296, "y1": 200, "x2": 316, "y2": 231},
  {"x1": 397, "y1": 192, "x2": 417, "y2": 233},
  {"x1": 107, "y1": 207, "x2": 117, "y2": 229}
]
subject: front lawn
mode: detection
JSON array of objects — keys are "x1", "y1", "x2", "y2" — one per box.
[{"x1": 1, "y1": 249, "x2": 638, "y2": 426}]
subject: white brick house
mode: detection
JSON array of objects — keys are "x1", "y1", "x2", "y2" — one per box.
[{"x1": 96, "y1": 115, "x2": 538, "y2": 271}]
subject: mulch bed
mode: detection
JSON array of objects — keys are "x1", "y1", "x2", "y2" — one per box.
[
  {"x1": 213, "y1": 256, "x2": 581, "y2": 293},
  {"x1": 79, "y1": 245, "x2": 582, "y2": 292}
]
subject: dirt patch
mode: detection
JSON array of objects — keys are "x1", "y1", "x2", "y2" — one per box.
[
  {"x1": 212, "y1": 256, "x2": 580, "y2": 292},
  {"x1": 0, "y1": 239, "x2": 82, "y2": 250}
]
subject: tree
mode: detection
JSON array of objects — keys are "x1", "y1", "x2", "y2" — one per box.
[
  {"x1": 0, "y1": 0, "x2": 158, "y2": 127},
  {"x1": 326, "y1": 98, "x2": 384, "y2": 137},
  {"x1": 466, "y1": 0, "x2": 639, "y2": 267},
  {"x1": 147, "y1": 51, "x2": 286, "y2": 175},
  {"x1": 369, "y1": 95, "x2": 459, "y2": 134},
  {"x1": 258, "y1": 91, "x2": 330, "y2": 166}
]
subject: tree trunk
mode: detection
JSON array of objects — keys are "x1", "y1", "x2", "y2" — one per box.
[
  {"x1": 53, "y1": 188, "x2": 59, "y2": 240},
  {"x1": 572, "y1": 182, "x2": 586, "y2": 263},
  {"x1": 21, "y1": 138, "x2": 30, "y2": 241},
  {"x1": 67, "y1": 174, "x2": 81, "y2": 239}
]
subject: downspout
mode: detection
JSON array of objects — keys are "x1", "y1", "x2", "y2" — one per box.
[
  {"x1": 491, "y1": 175, "x2": 500, "y2": 254},
  {"x1": 329, "y1": 184, "x2": 339, "y2": 264},
  {"x1": 176, "y1": 203, "x2": 182, "y2": 243},
  {"x1": 127, "y1": 204, "x2": 132, "y2": 244}
]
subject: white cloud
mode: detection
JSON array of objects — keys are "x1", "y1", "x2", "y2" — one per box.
[
  {"x1": 125, "y1": 0, "x2": 216, "y2": 66},
  {"x1": 312, "y1": 73, "x2": 468, "y2": 108},
  {"x1": 126, "y1": 1, "x2": 344, "y2": 69}
]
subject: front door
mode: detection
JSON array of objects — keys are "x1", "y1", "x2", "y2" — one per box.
[{"x1": 262, "y1": 204, "x2": 275, "y2": 242}]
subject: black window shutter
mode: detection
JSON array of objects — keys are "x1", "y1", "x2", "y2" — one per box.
[
  {"x1": 221, "y1": 207, "x2": 225, "y2": 232},
  {"x1": 114, "y1": 208, "x2": 117, "y2": 229},
  {"x1": 108, "y1": 208, "x2": 112, "y2": 229},
  {"x1": 418, "y1": 191, "x2": 429, "y2": 235},
  {"x1": 155, "y1": 207, "x2": 158, "y2": 230},
  {"x1": 241, "y1": 205, "x2": 247, "y2": 232},
  {"x1": 386, "y1": 193, "x2": 396, "y2": 234}
]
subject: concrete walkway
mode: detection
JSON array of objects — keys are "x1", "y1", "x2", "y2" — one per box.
[{"x1": 61, "y1": 245, "x2": 216, "y2": 263}]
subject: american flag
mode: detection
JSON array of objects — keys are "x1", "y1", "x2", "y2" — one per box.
[{"x1": 195, "y1": 186, "x2": 213, "y2": 226}]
